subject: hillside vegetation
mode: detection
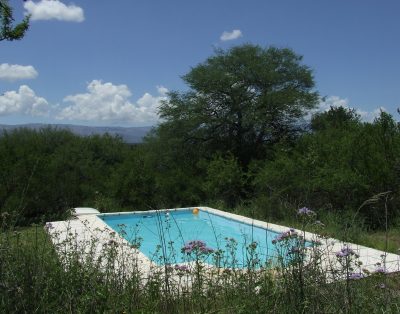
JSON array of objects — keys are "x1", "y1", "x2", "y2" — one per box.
[
  {"x1": 0, "y1": 106, "x2": 399, "y2": 232},
  {"x1": 1, "y1": 45, "x2": 399, "y2": 232}
]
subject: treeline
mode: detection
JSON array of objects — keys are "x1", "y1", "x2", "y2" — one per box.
[
  {"x1": 1, "y1": 44, "x2": 399, "y2": 229},
  {"x1": 0, "y1": 108, "x2": 399, "y2": 229},
  {"x1": 0, "y1": 129, "x2": 126, "y2": 225}
]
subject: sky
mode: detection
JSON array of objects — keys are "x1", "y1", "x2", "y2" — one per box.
[{"x1": 1, "y1": 0, "x2": 400, "y2": 127}]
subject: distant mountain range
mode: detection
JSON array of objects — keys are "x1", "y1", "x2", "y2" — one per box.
[{"x1": 0, "y1": 123, "x2": 153, "y2": 143}]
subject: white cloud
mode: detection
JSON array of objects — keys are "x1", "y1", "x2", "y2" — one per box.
[
  {"x1": 157, "y1": 85, "x2": 168, "y2": 96},
  {"x1": 315, "y1": 96, "x2": 387, "y2": 122},
  {"x1": 357, "y1": 106, "x2": 387, "y2": 122},
  {"x1": 24, "y1": 0, "x2": 84, "y2": 22},
  {"x1": 220, "y1": 29, "x2": 242, "y2": 41},
  {"x1": 0, "y1": 85, "x2": 49, "y2": 116},
  {"x1": 57, "y1": 80, "x2": 167, "y2": 123},
  {"x1": 317, "y1": 95, "x2": 350, "y2": 112},
  {"x1": 0, "y1": 63, "x2": 38, "y2": 81}
]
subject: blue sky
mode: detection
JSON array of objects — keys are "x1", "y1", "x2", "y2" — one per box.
[{"x1": 1, "y1": 0, "x2": 399, "y2": 126}]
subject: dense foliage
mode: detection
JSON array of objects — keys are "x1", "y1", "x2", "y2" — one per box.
[
  {"x1": 1, "y1": 45, "x2": 399, "y2": 230},
  {"x1": 0, "y1": 128, "x2": 126, "y2": 225},
  {"x1": 1, "y1": 108, "x2": 399, "y2": 229}
]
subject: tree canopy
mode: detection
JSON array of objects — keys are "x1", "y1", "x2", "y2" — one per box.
[
  {"x1": 311, "y1": 106, "x2": 361, "y2": 131},
  {"x1": 0, "y1": 0, "x2": 29, "y2": 41},
  {"x1": 158, "y1": 44, "x2": 319, "y2": 166}
]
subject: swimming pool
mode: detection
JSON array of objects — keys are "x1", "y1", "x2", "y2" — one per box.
[{"x1": 100, "y1": 208, "x2": 311, "y2": 268}]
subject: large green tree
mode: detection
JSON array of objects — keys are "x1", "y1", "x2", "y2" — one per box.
[
  {"x1": 1, "y1": 0, "x2": 29, "y2": 41},
  {"x1": 158, "y1": 44, "x2": 319, "y2": 166}
]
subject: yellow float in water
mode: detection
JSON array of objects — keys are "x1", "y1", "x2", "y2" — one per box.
[{"x1": 192, "y1": 207, "x2": 199, "y2": 215}]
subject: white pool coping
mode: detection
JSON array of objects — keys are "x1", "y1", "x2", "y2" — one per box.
[
  {"x1": 45, "y1": 206, "x2": 400, "y2": 280},
  {"x1": 72, "y1": 207, "x2": 101, "y2": 216}
]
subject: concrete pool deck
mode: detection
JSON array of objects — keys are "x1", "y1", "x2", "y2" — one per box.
[{"x1": 45, "y1": 206, "x2": 400, "y2": 280}]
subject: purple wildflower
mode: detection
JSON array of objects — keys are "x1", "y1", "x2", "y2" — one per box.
[
  {"x1": 182, "y1": 243, "x2": 193, "y2": 254},
  {"x1": 273, "y1": 229, "x2": 299, "y2": 243},
  {"x1": 348, "y1": 273, "x2": 364, "y2": 280},
  {"x1": 200, "y1": 246, "x2": 214, "y2": 253},
  {"x1": 375, "y1": 267, "x2": 387, "y2": 274},
  {"x1": 45, "y1": 222, "x2": 54, "y2": 230},
  {"x1": 174, "y1": 264, "x2": 189, "y2": 272},
  {"x1": 298, "y1": 207, "x2": 315, "y2": 216},
  {"x1": 336, "y1": 251, "x2": 346, "y2": 257},
  {"x1": 188, "y1": 240, "x2": 206, "y2": 247},
  {"x1": 181, "y1": 240, "x2": 213, "y2": 254},
  {"x1": 278, "y1": 231, "x2": 290, "y2": 241},
  {"x1": 336, "y1": 246, "x2": 355, "y2": 258}
]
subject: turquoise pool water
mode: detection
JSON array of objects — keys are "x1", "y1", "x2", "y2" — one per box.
[{"x1": 100, "y1": 209, "x2": 309, "y2": 268}]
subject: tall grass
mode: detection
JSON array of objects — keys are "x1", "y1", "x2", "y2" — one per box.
[{"x1": 0, "y1": 209, "x2": 399, "y2": 313}]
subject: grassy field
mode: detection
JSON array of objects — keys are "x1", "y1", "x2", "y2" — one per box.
[{"x1": 1, "y1": 212, "x2": 399, "y2": 313}]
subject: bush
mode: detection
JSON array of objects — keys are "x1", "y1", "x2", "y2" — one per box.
[
  {"x1": 252, "y1": 110, "x2": 400, "y2": 229},
  {"x1": 202, "y1": 154, "x2": 245, "y2": 207}
]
